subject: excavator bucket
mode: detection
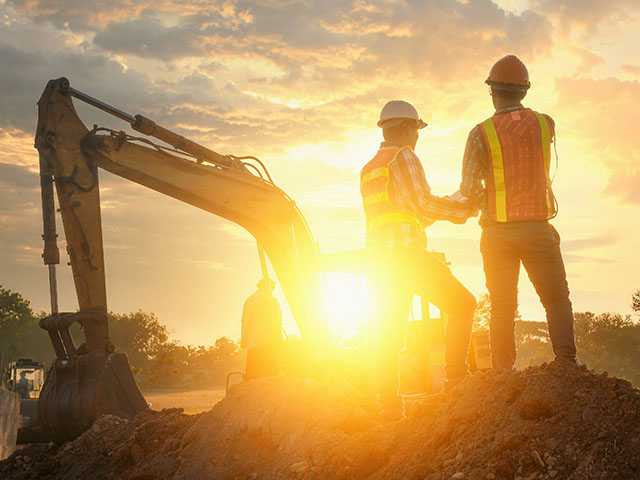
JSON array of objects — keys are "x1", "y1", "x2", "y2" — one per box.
[
  {"x1": 36, "y1": 313, "x2": 149, "y2": 442},
  {"x1": 38, "y1": 343, "x2": 148, "y2": 442}
]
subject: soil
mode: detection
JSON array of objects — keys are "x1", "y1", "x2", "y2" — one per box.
[
  {"x1": 142, "y1": 388, "x2": 226, "y2": 414},
  {"x1": 1, "y1": 360, "x2": 639, "y2": 480}
]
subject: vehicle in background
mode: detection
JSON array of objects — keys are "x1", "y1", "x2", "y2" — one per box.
[
  {"x1": 0, "y1": 358, "x2": 47, "y2": 443},
  {"x1": 3, "y1": 359, "x2": 46, "y2": 400}
]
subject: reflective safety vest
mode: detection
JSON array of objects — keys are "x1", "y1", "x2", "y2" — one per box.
[
  {"x1": 479, "y1": 108, "x2": 557, "y2": 222},
  {"x1": 360, "y1": 146, "x2": 423, "y2": 246}
]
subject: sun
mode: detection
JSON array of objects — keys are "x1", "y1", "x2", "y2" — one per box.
[{"x1": 321, "y1": 272, "x2": 371, "y2": 345}]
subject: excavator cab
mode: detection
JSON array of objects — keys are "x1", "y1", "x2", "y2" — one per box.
[{"x1": 8, "y1": 360, "x2": 45, "y2": 400}]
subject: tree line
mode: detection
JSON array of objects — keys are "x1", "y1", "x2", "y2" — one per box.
[
  {"x1": 1, "y1": 285, "x2": 639, "y2": 388},
  {"x1": 473, "y1": 292, "x2": 640, "y2": 384},
  {"x1": 0, "y1": 285, "x2": 243, "y2": 390}
]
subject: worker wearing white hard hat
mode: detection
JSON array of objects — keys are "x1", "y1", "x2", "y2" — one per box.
[
  {"x1": 361, "y1": 100, "x2": 477, "y2": 422},
  {"x1": 377, "y1": 100, "x2": 429, "y2": 129}
]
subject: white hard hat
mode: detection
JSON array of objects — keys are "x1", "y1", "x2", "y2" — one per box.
[{"x1": 377, "y1": 100, "x2": 428, "y2": 129}]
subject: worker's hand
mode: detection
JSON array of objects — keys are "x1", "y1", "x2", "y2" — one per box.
[
  {"x1": 467, "y1": 196, "x2": 482, "y2": 217},
  {"x1": 447, "y1": 190, "x2": 467, "y2": 202}
]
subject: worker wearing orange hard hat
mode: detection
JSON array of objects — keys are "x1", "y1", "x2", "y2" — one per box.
[
  {"x1": 459, "y1": 55, "x2": 579, "y2": 369},
  {"x1": 361, "y1": 100, "x2": 477, "y2": 421}
]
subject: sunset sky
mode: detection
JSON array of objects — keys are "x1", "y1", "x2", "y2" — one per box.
[{"x1": 1, "y1": 0, "x2": 638, "y2": 346}]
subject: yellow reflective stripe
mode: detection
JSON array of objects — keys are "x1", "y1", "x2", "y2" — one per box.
[
  {"x1": 483, "y1": 118, "x2": 507, "y2": 222},
  {"x1": 533, "y1": 112, "x2": 555, "y2": 218},
  {"x1": 368, "y1": 212, "x2": 422, "y2": 230},
  {"x1": 376, "y1": 145, "x2": 421, "y2": 226},
  {"x1": 361, "y1": 167, "x2": 389, "y2": 184},
  {"x1": 363, "y1": 145, "x2": 423, "y2": 240},
  {"x1": 361, "y1": 146, "x2": 411, "y2": 186},
  {"x1": 363, "y1": 191, "x2": 389, "y2": 207}
]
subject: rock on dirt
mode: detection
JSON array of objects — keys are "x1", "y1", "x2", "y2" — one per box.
[{"x1": 1, "y1": 361, "x2": 639, "y2": 479}]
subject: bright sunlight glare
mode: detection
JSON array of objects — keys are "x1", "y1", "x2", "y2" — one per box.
[
  {"x1": 322, "y1": 273, "x2": 370, "y2": 345},
  {"x1": 321, "y1": 274, "x2": 444, "y2": 347}
]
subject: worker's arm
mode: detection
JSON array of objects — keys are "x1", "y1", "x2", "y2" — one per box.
[
  {"x1": 390, "y1": 148, "x2": 474, "y2": 224},
  {"x1": 459, "y1": 125, "x2": 487, "y2": 203}
]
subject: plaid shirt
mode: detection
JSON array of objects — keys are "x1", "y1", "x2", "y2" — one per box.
[
  {"x1": 459, "y1": 104, "x2": 555, "y2": 221},
  {"x1": 371, "y1": 141, "x2": 472, "y2": 249}
]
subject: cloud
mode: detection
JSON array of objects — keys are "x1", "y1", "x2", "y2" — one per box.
[
  {"x1": 602, "y1": 168, "x2": 640, "y2": 204},
  {"x1": 94, "y1": 18, "x2": 200, "y2": 61},
  {"x1": 0, "y1": 129, "x2": 39, "y2": 170},
  {"x1": 569, "y1": 46, "x2": 605, "y2": 76},
  {"x1": 0, "y1": 42, "x2": 152, "y2": 132},
  {"x1": 5, "y1": 1, "x2": 555, "y2": 95},
  {"x1": 0, "y1": 44, "x2": 309, "y2": 158},
  {"x1": 555, "y1": 76, "x2": 640, "y2": 205},
  {"x1": 525, "y1": 1, "x2": 640, "y2": 76},
  {"x1": 228, "y1": 0, "x2": 553, "y2": 97},
  {"x1": 0, "y1": 163, "x2": 39, "y2": 193},
  {"x1": 562, "y1": 235, "x2": 618, "y2": 252},
  {"x1": 622, "y1": 64, "x2": 640, "y2": 75},
  {"x1": 563, "y1": 254, "x2": 616, "y2": 264},
  {"x1": 531, "y1": 0, "x2": 640, "y2": 34},
  {"x1": 0, "y1": 0, "x2": 558, "y2": 163},
  {"x1": 0, "y1": 163, "x2": 42, "y2": 268},
  {"x1": 7, "y1": 0, "x2": 183, "y2": 32},
  {"x1": 172, "y1": 258, "x2": 231, "y2": 271}
]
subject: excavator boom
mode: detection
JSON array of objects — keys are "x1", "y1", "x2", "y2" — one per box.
[{"x1": 34, "y1": 78, "x2": 323, "y2": 441}]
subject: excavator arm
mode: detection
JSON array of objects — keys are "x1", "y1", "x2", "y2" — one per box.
[{"x1": 35, "y1": 77, "x2": 323, "y2": 440}]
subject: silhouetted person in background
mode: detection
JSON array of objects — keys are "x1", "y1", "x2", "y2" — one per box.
[
  {"x1": 241, "y1": 278, "x2": 283, "y2": 379},
  {"x1": 16, "y1": 371, "x2": 31, "y2": 399}
]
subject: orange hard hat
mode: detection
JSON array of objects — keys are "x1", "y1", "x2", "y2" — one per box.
[{"x1": 485, "y1": 55, "x2": 530, "y2": 90}]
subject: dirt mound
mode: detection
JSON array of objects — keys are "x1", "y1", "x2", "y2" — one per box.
[
  {"x1": 347, "y1": 362, "x2": 640, "y2": 480},
  {"x1": 1, "y1": 361, "x2": 639, "y2": 479}
]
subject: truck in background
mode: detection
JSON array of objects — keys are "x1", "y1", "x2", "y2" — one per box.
[{"x1": 1, "y1": 358, "x2": 47, "y2": 444}]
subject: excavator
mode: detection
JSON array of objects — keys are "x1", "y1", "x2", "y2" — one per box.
[
  {"x1": 35, "y1": 77, "x2": 332, "y2": 442},
  {"x1": 34, "y1": 78, "x2": 489, "y2": 443}
]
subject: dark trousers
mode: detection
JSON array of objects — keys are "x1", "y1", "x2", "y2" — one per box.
[
  {"x1": 369, "y1": 246, "x2": 476, "y2": 406},
  {"x1": 245, "y1": 346, "x2": 280, "y2": 380},
  {"x1": 480, "y1": 220, "x2": 577, "y2": 369}
]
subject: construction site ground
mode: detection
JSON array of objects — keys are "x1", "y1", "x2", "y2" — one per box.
[
  {"x1": 143, "y1": 388, "x2": 226, "y2": 415},
  {"x1": 1, "y1": 360, "x2": 639, "y2": 480}
]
